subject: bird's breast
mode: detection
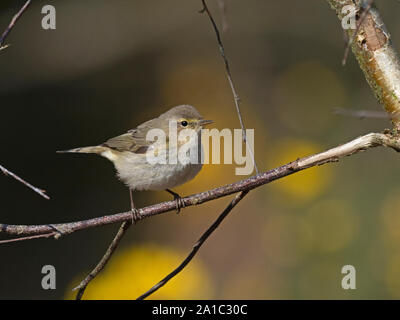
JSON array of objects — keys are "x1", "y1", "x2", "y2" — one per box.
[{"x1": 113, "y1": 136, "x2": 203, "y2": 191}]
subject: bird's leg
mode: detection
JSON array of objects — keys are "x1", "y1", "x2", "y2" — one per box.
[
  {"x1": 166, "y1": 189, "x2": 185, "y2": 214},
  {"x1": 129, "y1": 188, "x2": 140, "y2": 223}
]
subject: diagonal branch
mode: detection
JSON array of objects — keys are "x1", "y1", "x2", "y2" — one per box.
[
  {"x1": 0, "y1": 164, "x2": 50, "y2": 200},
  {"x1": 0, "y1": 232, "x2": 56, "y2": 245},
  {"x1": 200, "y1": 0, "x2": 259, "y2": 174},
  {"x1": 73, "y1": 221, "x2": 132, "y2": 300},
  {"x1": 137, "y1": 190, "x2": 248, "y2": 300},
  {"x1": 0, "y1": 0, "x2": 32, "y2": 51}
]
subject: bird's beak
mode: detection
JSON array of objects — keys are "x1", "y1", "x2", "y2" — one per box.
[{"x1": 199, "y1": 119, "x2": 214, "y2": 126}]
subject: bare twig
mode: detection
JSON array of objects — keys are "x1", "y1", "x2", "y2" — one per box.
[
  {"x1": 333, "y1": 107, "x2": 389, "y2": 119},
  {"x1": 200, "y1": 0, "x2": 259, "y2": 174},
  {"x1": 0, "y1": 0, "x2": 32, "y2": 51},
  {"x1": 73, "y1": 221, "x2": 132, "y2": 300},
  {"x1": 0, "y1": 232, "x2": 57, "y2": 245},
  {"x1": 137, "y1": 190, "x2": 248, "y2": 300},
  {"x1": 0, "y1": 164, "x2": 50, "y2": 200}
]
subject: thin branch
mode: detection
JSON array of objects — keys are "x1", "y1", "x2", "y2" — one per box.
[
  {"x1": 0, "y1": 164, "x2": 50, "y2": 200},
  {"x1": 333, "y1": 107, "x2": 389, "y2": 119},
  {"x1": 0, "y1": 0, "x2": 32, "y2": 51},
  {"x1": 2, "y1": 132, "x2": 399, "y2": 240},
  {"x1": 200, "y1": 0, "x2": 259, "y2": 174},
  {"x1": 0, "y1": 232, "x2": 57, "y2": 245},
  {"x1": 73, "y1": 221, "x2": 132, "y2": 300},
  {"x1": 137, "y1": 190, "x2": 248, "y2": 300}
]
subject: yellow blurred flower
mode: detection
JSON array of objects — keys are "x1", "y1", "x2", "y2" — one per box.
[
  {"x1": 65, "y1": 243, "x2": 214, "y2": 300},
  {"x1": 269, "y1": 139, "x2": 332, "y2": 203}
]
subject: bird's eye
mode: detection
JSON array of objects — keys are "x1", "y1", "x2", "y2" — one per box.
[{"x1": 180, "y1": 120, "x2": 188, "y2": 127}]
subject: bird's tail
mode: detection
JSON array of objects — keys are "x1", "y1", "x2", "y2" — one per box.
[{"x1": 57, "y1": 145, "x2": 108, "y2": 155}]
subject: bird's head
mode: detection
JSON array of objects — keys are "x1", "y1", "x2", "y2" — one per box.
[{"x1": 160, "y1": 105, "x2": 213, "y2": 133}]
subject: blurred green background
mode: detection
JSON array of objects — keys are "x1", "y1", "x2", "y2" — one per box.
[{"x1": 1, "y1": 0, "x2": 400, "y2": 299}]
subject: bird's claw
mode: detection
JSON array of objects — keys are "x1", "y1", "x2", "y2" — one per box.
[
  {"x1": 131, "y1": 208, "x2": 140, "y2": 224},
  {"x1": 166, "y1": 189, "x2": 186, "y2": 214},
  {"x1": 48, "y1": 224, "x2": 73, "y2": 239},
  {"x1": 173, "y1": 194, "x2": 185, "y2": 214}
]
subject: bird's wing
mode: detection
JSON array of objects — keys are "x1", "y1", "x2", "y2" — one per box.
[{"x1": 102, "y1": 118, "x2": 162, "y2": 153}]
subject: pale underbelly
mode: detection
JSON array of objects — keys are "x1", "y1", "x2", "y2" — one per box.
[{"x1": 115, "y1": 156, "x2": 203, "y2": 191}]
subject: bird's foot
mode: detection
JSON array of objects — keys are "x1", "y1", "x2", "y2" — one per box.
[
  {"x1": 47, "y1": 224, "x2": 73, "y2": 239},
  {"x1": 167, "y1": 189, "x2": 186, "y2": 214},
  {"x1": 131, "y1": 208, "x2": 140, "y2": 224},
  {"x1": 174, "y1": 195, "x2": 185, "y2": 214}
]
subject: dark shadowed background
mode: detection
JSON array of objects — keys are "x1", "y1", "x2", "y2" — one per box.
[{"x1": 1, "y1": 0, "x2": 400, "y2": 299}]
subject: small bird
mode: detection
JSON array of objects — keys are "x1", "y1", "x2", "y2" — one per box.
[{"x1": 58, "y1": 105, "x2": 213, "y2": 220}]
